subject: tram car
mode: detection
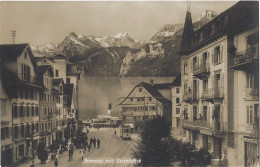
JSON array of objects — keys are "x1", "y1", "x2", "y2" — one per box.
[{"x1": 120, "y1": 124, "x2": 132, "y2": 140}]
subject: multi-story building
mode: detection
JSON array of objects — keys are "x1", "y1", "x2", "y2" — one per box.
[
  {"x1": 0, "y1": 44, "x2": 41, "y2": 164},
  {"x1": 119, "y1": 81, "x2": 172, "y2": 133},
  {"x1": 52, "y1": 78, "x2": 66, "y2": 141},
  {"x1": 179, "y1": 1, "x2": 258, "y2": 166},
  {"x1": 171, "y1": 74, "x2": 187, "y2": 140},
  {"x1": 0, "y1": 58, "x2": 14, "y2": 166},
  {"x1": 228, "y1": 6, "x2": 259, "y2": 167},
  {"x1": 37, "y1": 65, "x2": 57, "y2": 147}
]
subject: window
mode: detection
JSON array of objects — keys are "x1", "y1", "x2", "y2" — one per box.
[
  {"x1": 19, "y1": 145, "x2": 24, "y2": 157},
  {"x1": 130, "y1": 98, "x2": 133, "y2": 102},
  {"x1": 176, "y1": 118, "x2": 180, "y2": 128},
  {"x1": 24, "y1": 51, "x2": 28, "y2": 59},
  {"x1": 184, "y1": 63, "x2": 188, "y2": 74},
  {"x1": 21, "y1": 125, "x2": 24, "y2": 137},
  {"x1": 139, "y1": 88, "x2": 142, "y2": 92},
  {"x1": 25, "y1": 88, "x2": 29, "y2": 99},
  {"x1": 55, "y1": 70, "x2": 59, "y2": 77},
  {"x1": 13, "y1": 105, "x2": 18, "y2": 118},
  {"x1": 66, "y1": 78, "x2": 70, "y2": 84},
  {"x1": 31, "y1": 106, "x2": 34, "y2": 116},
  {"x1": 14, "y1": 126, "x2": 18, "y2": 139},
  {"x1": 148, "y1": 97, "x2": 152, "y2": 101},
  {"x1": 26, "y1": 106, "x2": 30, "y2": 117},
  {"x1": 176, "y1": 98, "x2": 180, "y2": 104},
  {"x1": 203, "y1": 106, "x2": 207, "y2": 121},
  {"x1": 247, "y1": 105, "x2": 253, "y2": 125},
  {"x1": 213, "y1": 46, "x2": 222, "y2": 64},
  {"x1": 176, "y1": 108, "x2": 180, "y2": 114},
  {"x1": 176, "y1": 88, "x2": 180, "y2": 94},
  {"x1": 1, "y1": 99, "x2": 6, "y2": 115},
  {"x1": 203, "y1": 79, "x2": 208, "y2": 90},
  {"x1": 193, "y1": 57, "x2": 198, "y2": 70},
  {"x1": 1, "y1": 128, "x2": 5, "y2": 139},
  {"x1": 30, "y1": 90, "x2": 33, "y2": 99},
  {"x1": 19, "y1": 106, "x2": 24, "y2": 117},
  {"x1": 35, "y1": 107, "x2": 39, "y2": 116}
]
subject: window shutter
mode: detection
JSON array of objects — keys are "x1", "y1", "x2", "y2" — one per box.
[
  {"x1": 220, "y1": 44, "x2": 223, "y2": 62},
  {"x1": 212, "y1": 49, "x2": 214, "y2": 64},
  {"x1": 247, "y1": 106, "x2": 249, "y2": 124}
]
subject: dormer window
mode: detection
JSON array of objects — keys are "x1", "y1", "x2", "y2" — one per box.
[
  {"x1": 139, "y1": 88, "x2": 142, "y2": 92},
  {"x1": 24, "y1": 51, "x2": 28, "y2": 59}
]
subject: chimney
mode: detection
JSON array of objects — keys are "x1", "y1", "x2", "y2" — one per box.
[
  {"x1": 150, "y1": 79, "x2": 154, "y2": 86},
  {"x1": 108, "y1": 103, "x2": 112, "y2": 116}
]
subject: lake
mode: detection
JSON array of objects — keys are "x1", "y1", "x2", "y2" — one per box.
[{"x1": 78, "y1": 76, "x2": 175, "y2": 120}]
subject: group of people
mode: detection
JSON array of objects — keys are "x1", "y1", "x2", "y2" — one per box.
[{"x1": 89, "y1": 137, "x2": 101, "y2": 148}]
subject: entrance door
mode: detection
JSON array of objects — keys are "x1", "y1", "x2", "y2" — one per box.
[{"x1": 245, "y1": 142, "x2": 258, "y2": 166}]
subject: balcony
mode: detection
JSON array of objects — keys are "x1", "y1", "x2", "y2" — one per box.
[
  {"x1": 182, "y1": 91, "x2": 192, "y2": 104},
  {"x1": 193, "y1": 63, "x2": 210, "y2": 79},
  {"x1": 245, "y1": 88, "x2": 259, "y2": 100},
  {"x1": 182, "y1": 119, "x2": 225, "y2": 136},
  {"x1": 201, "y1": 88, "x2": 224, "y2": 103},
  {"x1": 230, "y1": 47, "x2": 259, "y2": 71}
]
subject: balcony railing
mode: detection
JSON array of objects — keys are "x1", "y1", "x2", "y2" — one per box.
[
  {"x1": 246, "y1": 88, "x2": 259, "y2": 98},
  {"x1": 193, "y1": 63, "x2": 210, "y2": 79},
  {"x1": 230, "y1": 47, "x2": 259, "y2": 70},
  {"x1": 182, "y1": 91, "x2": 192, "y2": 103},
  {"x1": 18, "y1": 73, "x2": 38, "y2": 85},
  {"x1": 182, "y1": 119, "x2": 225, "y2": 135},
  {"x1": 201, "y1": 88, "x2": 224, "y2": 101}
]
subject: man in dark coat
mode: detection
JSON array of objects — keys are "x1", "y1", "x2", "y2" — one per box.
[
  {"x1": 97, "y1": 138, "x2": 100, "y2": 148},
  {"x1": 54, "y1": 158, "x2": 58, "y2": 167}
]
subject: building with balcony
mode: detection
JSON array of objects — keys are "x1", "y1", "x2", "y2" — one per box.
[
  {"x1": 52, "y1": 78, "x2": 66, "y2": 141},
  {"x1": 36, "y1": 65, "x2": 57, "y2": 147},
  {"x1": 229, "y1": 12, "x2": 259, "y2": 167},
  {"x1": 119, "y1": 80, "x2": 172, "y2": 133},
  {"x1": 179, "y1": 1, "x2": 258, "y2": 166},
  {"x1": 0, "y1": 44, "x2": 41, "y2": 165}
]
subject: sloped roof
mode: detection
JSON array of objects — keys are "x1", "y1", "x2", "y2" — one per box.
[
  {"x1": 119, "y1": 82, "x2": 171, "y2": 105},
  {"x1": 54, "y1": 54, "x2": 66, "y2": 59},
  {"x1": 52, "y1": 78, "x2": 64, "y2": 86},
  {"x1": 34, "y1": 56, "x2": 54, "y2": 62},
  {"x1": 0, "y1": 44, "x2": 29, "y2": 61},
  {"x1": 172, "y1": 73, "x2": 181, "y2": 86},
  {"x1": 180, "y1": 11, "x2": 194, "y2": 53},
  {"x1": 37, "y1": 65, "x2": 53, "y2": 77}
]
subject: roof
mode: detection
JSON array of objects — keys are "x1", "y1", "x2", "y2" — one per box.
[
  {"x1": 52, "y1": 78, "x2": 64, "y2": 86},
  {"x1": 34, "y1": 56, "x2": 54, "y2": 62},
  {"x1": 172, "y1": 73, "x2": 181, "y2": 86},
  {"x1": 37, "y1": 65, "x2": 53, "y2": 76},
  {"x1": 181, "y1": 1, "x2": 258, "y2": 55},
  {"x1": 54, "y1": 54, "x2": 66, "y2": 59},
  {"x1": 0, "y1": 43, "x2": 38, "y2": 73},
  {"x1": 119, "y1": 82, "x2": 172, "y2": 105},
  {"x1": 180, "y1": 11, "x2": 194, "y2": 53},
  {"x1": 0, "y1": 44, "x2": 28, "y2": 60}
]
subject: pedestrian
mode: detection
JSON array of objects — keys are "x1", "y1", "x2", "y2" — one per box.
[
  {"x1": 114, "y1": 130, "x2": 116, "y2": 136},
  {"x1": 97, "y1": 138, "x2": 100, "y2": 148},
  {"x1": 68, "y1": 149, "x2": 71, "y2": 161},
  {"x1": 80, "y1": 149, "x2": 85, "y2": 160},
  {"x1": 54, "y1": 158, "x2": 58, "y2": 167},
  {"x1": 90, "y1": 137, "x2": 93, "y2": 147},
  {"x1": 88, "y1": 143, "x2": 91, "y2": 152},
  {"x1": 93, "y1": 137, "x2": 97, "y2": 147}
]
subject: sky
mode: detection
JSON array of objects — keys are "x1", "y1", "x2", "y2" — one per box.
[{"x1": 0, "y1": 1, "x2": 238, "y2": 46}]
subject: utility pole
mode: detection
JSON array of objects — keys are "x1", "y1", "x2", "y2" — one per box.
[{"x1": 11, "y1": 30, "x2": 16, "y2": 44}]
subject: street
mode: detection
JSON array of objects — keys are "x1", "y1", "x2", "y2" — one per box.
[{"x1": 19, "y1": 128, "x2": 138, "y2": 167}]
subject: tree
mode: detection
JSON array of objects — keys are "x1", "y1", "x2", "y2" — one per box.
[
  {"x1": 134, "y1": 116, "x2": 172, "y2": 166},
  {"x1": 37, "y1": 142, "x2": 48, "y2": 163}
]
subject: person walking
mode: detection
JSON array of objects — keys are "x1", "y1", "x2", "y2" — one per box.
[
  {"x1": 54, "y1": 158, "x2": 58, "y2": 167},
  {"x1": 68, "y1": 149, "x2": 71, "y2": 161},
  {"x1": 88, "y1": 143, "x2": 91, "y2": 152},
  {"x1": 90, "y1": 137, "x2": 93, "y2": 147},
  {"x1": 114, "y1": 130, "x2": 116, "y2": 136},
  {"x1": 80, "y1": 149, "x2": 85, "y2": 160},
  {"x1": 93, "y1": 137, "x2": 97, "y2": 147},
  {"x1": 97, "y1": 138, "x2": 100, "y2": 148}
]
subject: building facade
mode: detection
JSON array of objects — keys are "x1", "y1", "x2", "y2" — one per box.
[
  {"x1": 179, "y1": 1, "x2": 258, "y2": 166},
  {"x1": 119, "y1": 81, "x2": 172, "y2": 133}
]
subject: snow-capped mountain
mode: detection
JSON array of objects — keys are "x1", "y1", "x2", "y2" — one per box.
[
  {"x1": 31, "y1": 43, "x2": 57, "y2": 57},
  {"x1": 31, "y1": 10, "x2": 218, "y2": 77},
  {"x1": 150, "y1": 24, "x2": 184, "y2": 42},
  {"x1": 197, "y1": 10, "x2": 218, "y2": 21}
]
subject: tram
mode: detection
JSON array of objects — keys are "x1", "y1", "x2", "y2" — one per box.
[{"x1": 120, "y1": 124, "x2": 132, "y2": 140}]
